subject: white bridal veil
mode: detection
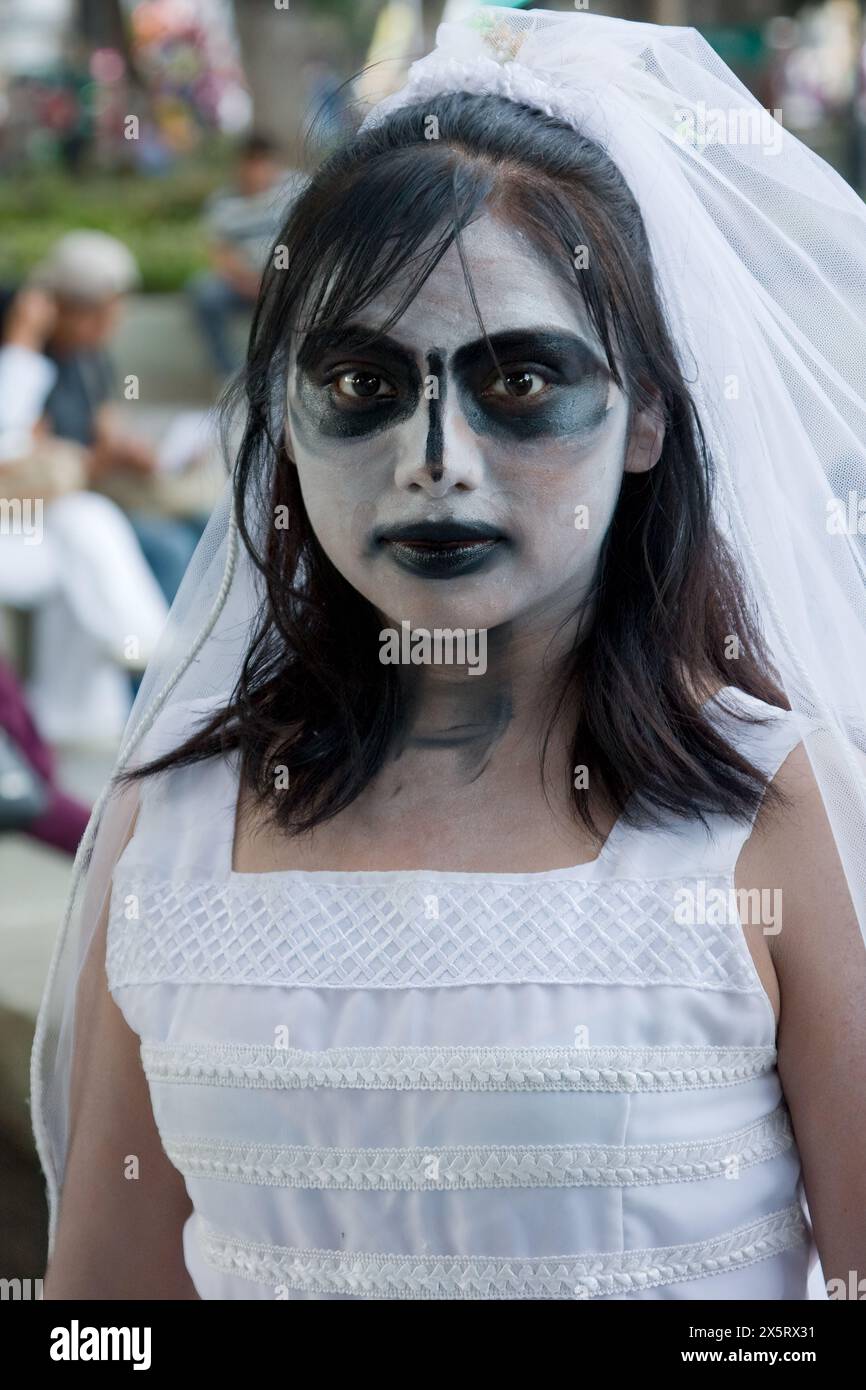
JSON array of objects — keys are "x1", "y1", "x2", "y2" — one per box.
[{"x1": 31, "y1": 5, "x2": 866, "y2": 1255}]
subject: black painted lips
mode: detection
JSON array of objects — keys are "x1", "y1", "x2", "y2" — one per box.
[{"x1": 376, "y1": 520, "x2": 506, "y2": 579}]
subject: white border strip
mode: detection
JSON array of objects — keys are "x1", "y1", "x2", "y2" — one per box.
[
  {"x1": 164, "y1": 1103, "x2": 792, "y2": 1190},
  {"x1": 142, "y1": 1041, "x2": 778, "y2": 1093},
  {"x1": 197, "y1": 1203, "x2": 810, "y2": 1299}
]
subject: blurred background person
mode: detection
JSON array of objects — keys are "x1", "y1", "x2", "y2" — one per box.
[
  {"x1": 0, "y1": 658, "x2": 90, "y2": 855},
  {"x1": 26, "y1": 231, "x2": 148, "y2": 467},
  {"x1": 0, "y1": 287, "x2": 91, "y2": 851},
  {"x1": 5, "y1": 230, "x2": 211, "y2": 603},
  {"x1": 187, "y1": 132, "x2": 307, "y2": 378},
  {"x1": 0, "y1": 281, "x2": 169, "y2": 747}
]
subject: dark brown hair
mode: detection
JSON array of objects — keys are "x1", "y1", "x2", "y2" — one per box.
[{"x1": 125, "y1": 90, "x2": 788, "y2": 838}]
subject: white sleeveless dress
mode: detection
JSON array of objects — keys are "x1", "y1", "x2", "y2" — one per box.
[{"x1": 105, "y1": 686, "x2": 819, "y2": 1299}]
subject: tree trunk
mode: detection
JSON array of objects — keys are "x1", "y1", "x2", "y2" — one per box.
[{"x1": 232, "y1": 1, "x2": 353, "y2": 168}]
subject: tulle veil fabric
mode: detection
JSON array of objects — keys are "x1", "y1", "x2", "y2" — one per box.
[{"x1": 31, "y1": 6, "x2": 866, "y2": 1257}]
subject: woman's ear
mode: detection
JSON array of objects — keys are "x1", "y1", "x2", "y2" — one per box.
[{"x1": 624, "y1": 398, "x2": 665, "y2": 474}]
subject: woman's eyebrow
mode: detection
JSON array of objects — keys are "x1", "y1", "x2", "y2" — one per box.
[
  {"x1": 296, "y1": 324, "x2": 418, "y2": 374},
  {"x1": 450, "y1": 329, "x2": 608, "y2": 376}
]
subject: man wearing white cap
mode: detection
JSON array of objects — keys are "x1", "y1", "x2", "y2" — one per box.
[
  {"x1": 8, "y1": 229, "x2": 210, "y2": 604},
  {"x1": 26, "y1": 231, "x2": 151, "y2": 471},
  {"x1": 0, "y1": 239, "x2": 169, "y2": 746}
]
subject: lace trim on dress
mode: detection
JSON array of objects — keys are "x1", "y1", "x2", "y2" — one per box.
[
  {"x1": 162, "y1": 1102, "x2": 793, "y2": 1190},
  {"x1": 108, "y1": 871, "x2": 766, "y2": 993},
  {"x1": 195, "y1": 1202, "x2": 810, "y2": 1299},
  {"x1": 141, "y1": 1041, "x2": 778, "y2": 1092}
]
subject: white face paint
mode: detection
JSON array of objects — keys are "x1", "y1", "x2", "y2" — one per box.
[{"x1": 285, "y1": 211, "x2": 656, "y2": 638}]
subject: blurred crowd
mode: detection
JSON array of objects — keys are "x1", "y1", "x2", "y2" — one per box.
[{"x1": 0, "y1": 134, "x2": 306, "y2": 854}]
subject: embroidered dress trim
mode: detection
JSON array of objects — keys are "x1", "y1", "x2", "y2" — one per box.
[
  {"x1": 108, "y1": 871, "x2": 766, "y2": 992},
  {"x1": 142, "y1": 1041, "x2": 778, "y2": 1093},
  {"x1": 163, "y1": 1102, "x2": 792, "y2": 1190},
  {"x1": 195, "y1": 1202, "x2": 810, "y2": 1299}
]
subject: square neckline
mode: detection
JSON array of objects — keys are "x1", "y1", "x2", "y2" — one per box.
[
  {"x1": 224, "y1": 687, "x2": 731, "y2": 884},
  {"x1": 226, "y1": 761, "x2": 626, "y2": 884}
]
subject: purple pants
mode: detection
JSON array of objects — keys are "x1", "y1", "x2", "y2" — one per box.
[{"x1": 0, "y1": 659, "x2": 91, "y2": 855}]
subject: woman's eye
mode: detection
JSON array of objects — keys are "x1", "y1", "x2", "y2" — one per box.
[
  {"x1": 484, "y1": 370, "x2": 549, "y2": 401},
  {"x1": 330, "y1": 370, "x2": 397, "y2": 402}
]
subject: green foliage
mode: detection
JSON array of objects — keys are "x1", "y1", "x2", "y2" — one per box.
[{"x1": 0, "y1": 165, "x2": 228, "y2": 292}]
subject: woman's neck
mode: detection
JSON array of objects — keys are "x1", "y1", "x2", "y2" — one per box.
[{"x1": 392, "y1": 615, "x2": 578, "y2": 782}]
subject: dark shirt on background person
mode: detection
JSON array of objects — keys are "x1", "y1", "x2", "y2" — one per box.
[
  {"x1": 0, "y1": 285, "x2": 113, "y2": 447},
  {"x1": 42, "y1": 346, "x2": 115, "y2": 447}
]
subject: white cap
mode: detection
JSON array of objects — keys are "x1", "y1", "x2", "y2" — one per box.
[{"x1": 29, "y1": 231, "x2": 141, "y2": 302}]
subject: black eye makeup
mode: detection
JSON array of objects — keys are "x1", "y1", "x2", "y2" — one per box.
[
  {"x1": 454, "y1": 330, "x2": 613, "y2": 442},
  {"x1": 293, "y1": 326, "x2": 422, "y2": 440},
  {"x1": 291, "y1": 324, "x2": 614, "y2": 448}
]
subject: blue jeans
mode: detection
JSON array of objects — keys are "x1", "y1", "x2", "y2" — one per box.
[
  {"x1": 129, "y1": 513, "x2": 209, "y2": 605},
  {"x1": 188, "y1": 271, "x2": 255, "y2": 376},
  {"x1": 126, "y1": 512, "x2": 209, "y2": 699}
]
